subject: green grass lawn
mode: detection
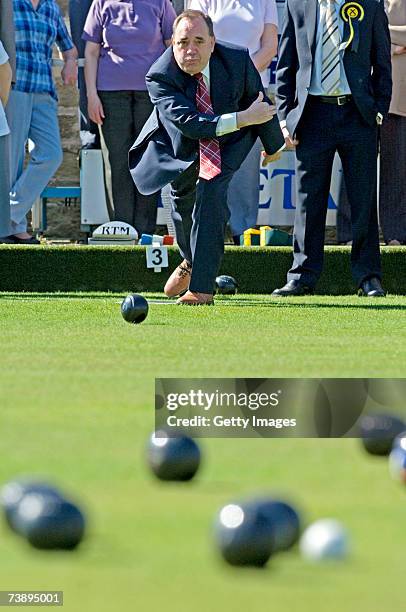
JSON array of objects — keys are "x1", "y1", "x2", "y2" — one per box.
[{"x1": 0, "y1": 293, "x2": 405, "y2": 612}]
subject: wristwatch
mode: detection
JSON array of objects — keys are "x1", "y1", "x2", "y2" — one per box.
[{"x1": 376, "y1": 112, "x2": 383, "y2": 126}]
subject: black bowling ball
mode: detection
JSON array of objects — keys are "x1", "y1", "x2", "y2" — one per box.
[
  {"x1": 358, "y1": 412, "x2": 405, "y2": 456},
  {"x1": 14, "y1": 492, "x2": 86, "y2": 550},
  {"x1": 147, "y1": 431, "x2": 201, "y2": 481},
  {"x1": 215, "y1": 275, "x2": 238, "y2": 295},
  {"x1": 0, "y1": 479, "x2": 62, "y2": 533},
  {"x1": 121, "y1": 294, "x2": 149, "y2": 324}
]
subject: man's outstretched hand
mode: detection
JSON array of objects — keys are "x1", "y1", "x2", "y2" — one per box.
[
  {"x1": 237, "y1": 92, "x2": 277, "y2": 128},
  {"x1": 282, "y1": 126, "x2": 299, "y2": 147},
  {"x1": 261, "y1": 150, "x2": 282, "y2": 166}
]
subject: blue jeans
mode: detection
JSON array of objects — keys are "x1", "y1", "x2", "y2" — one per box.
[
  {"x1": 0, "y1": 134, "x2": 11, "y2": 235},
  {"x1": 6, "y1": 90, "x2": 63, "y2": 234}
]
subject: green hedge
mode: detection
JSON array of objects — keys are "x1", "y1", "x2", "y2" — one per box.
[{"x1": 0, "y1": 245, "x2": 405, "y2": 294}]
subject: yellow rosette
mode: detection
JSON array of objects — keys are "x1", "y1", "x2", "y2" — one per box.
[{"x1": 340, "y1": 2, "x2": 365, "y2": 51}]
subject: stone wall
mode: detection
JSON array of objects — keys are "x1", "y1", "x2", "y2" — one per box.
[
  {"x1": 41, "y1": 2, "x2": 82, "y2": 239},
  {"x1": 54, "y1": 0, "x2": 80, "y2": 189}
]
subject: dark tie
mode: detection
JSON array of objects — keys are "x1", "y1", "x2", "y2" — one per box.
[{"x1": 194, "y1": 72, "x2": 222, "y2": 180}]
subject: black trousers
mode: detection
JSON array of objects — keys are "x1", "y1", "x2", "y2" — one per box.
[
  {"x1": 170, "y1": 160, "x2": 235, "y2": 294},
  {"x1": 98, "y1": 90, "x2": 158, "y2": 234},
  {"x1": 337, "y1": 113, "x2": 406, "y2": 244},
  {"x1": 289, "y1": 97, "x2": 381, "y2": 288},
  {"x1": 68, "y1": 0, "x2": 100, "y2": 140}
]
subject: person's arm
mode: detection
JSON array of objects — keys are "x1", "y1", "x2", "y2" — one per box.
[
  {"x1": 147, "y1": 69, "x2": 221, "y2": 139},
  {"x1": 389, "y1": 25, "x2": 406, "y2": 48},
  {"x1": 0, "y1": 59, "x2": 12, "y2": 106},
  {"x1": 162, "y1": 0, "x2": 176, "y2": 49},
  {"x1": 370, "y1": 1, "x2": 392, "y2": 117},
  {"x1": 147, "y1": 62, "x2": 275, "y2": 141},
  {"x1": 55, "y1": 9, "x2": 78, "y2": 85},
  {"x1": 387, "y1": 0, "x2": 406, "y2": 47},
  {"x1": 60, "y1": 46, "x2": 78, "y2": 86},
  {"x1": 275, "y1": 0, "x2": 299, "y2": 144},
  {"x1": 84, "y1": 41, "x2": 104, "y2": 125},
  {"x1": 236, "y1": 92, "x2": 276, "y2": 128},
  {"x1": 251, "y1": 23, "x2": 278, "y2": 73},
  {"x1": 239, "y1": 51, "x2": 285, "y2": 154}
]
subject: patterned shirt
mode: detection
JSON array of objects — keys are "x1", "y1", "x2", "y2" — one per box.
[{"x1": 13, "y1": 0, "x2": 74, "y2": 99}]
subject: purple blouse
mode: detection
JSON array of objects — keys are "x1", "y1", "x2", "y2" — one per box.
[{"x1": 82, "y1": 0, "x2": 176, "y2": 91}]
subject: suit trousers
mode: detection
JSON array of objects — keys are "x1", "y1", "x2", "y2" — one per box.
[
  {"x1": 289, "y1": 97, "x2": 381, "y2": 287},
  {"x1": 170, "y1": 160, "x2": 235, "y2": 294},
  {"x1": 98, "y1": 90, "x2": 158, "y2": 234}
]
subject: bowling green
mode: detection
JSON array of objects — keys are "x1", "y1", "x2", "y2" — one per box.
[{"x1": 0, "y1": 292, "x2": 405, "y2": 612}]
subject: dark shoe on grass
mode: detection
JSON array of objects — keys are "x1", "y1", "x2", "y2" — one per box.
[
  {"x1": 358, "y1": 277, "x2": 385, "y2": 297},
  {"x1": 272, "y1": 280, "x2": 314, "y2": 297}
]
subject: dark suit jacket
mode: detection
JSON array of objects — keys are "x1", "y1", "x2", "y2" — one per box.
[
  {"x1": 129, "y1": 43, "x2": 284, "y2": 195},
  {"x1": 276, "y1": 0, "x2": 392, "y2": 135}
]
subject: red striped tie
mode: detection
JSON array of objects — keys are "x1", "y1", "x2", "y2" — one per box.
[{"x1": 194, "y1": 72, "x2": 222, "y2": 180}]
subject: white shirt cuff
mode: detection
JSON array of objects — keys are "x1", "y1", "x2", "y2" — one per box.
[
  {"x1": 216, "y1": 112, "x2": 238, "y2": 136},
  {"x1": 279, "y1": 119, "x2": 287, "y2": 130}
]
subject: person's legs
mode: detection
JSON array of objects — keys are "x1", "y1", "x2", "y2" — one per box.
[
  {"x1": 6, "y1": 90, "x2": 32, "y2": 190},
  {"x1": 188, "y1": 165, "x2": 235, "y2": 294},
  {"x1": 69, "y1": 0, "x2": 100, "y2": 147},
  {"x1": 131, "y1": 91, "x2": 159, "y2": 235},
  {"x1": 169, "y1": 160, "x2": 199, "y2": 264},
  {"x1": 8, "y1": 92, "x2": 62, "y2": 235},
  {"x1": 287, "y1": 101, "x2": 337, "y2": 287},
  {"x1": 227, "y1": 138, "x2": 262, "y2": 237},
  {"x1": 336, "y1": 173, "x2": 352, "y2": 243},
  {"x1": 337, "y1": 107, "x2": 381, "y2": 286},
  {"x1": 379, "y1": 114, "x2": 406, "y2": 244},
  {"x1": 78, "y1": 69, "x2": 100, "y2": 146},
  {"x1": 0, "y1": 134, "x2": 11, "y2": 236},
  {"x1": 99, "y1": 90, "x2": 140, "y2": 226}
]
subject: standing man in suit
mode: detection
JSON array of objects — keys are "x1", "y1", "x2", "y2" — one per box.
[
  {"x1": 273, "y1": 0, "x2": 392, "y2": 297},
  {"x1": 129, "y1": 9, "x2": 284, "y2": 305}
]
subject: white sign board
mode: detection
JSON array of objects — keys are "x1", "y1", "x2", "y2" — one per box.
[
  {"x1": 146, "y1": 245, "x2": 169, "y2": 273},
  {"x1": 257, "y1": 151, "x2": 340, "y2": 227}
]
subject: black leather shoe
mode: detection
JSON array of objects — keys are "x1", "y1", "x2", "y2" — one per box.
[
  {"x1": 358, "y1": 277, "x2": 386, "y2": 297},
  {"x1": 272, "y1": 280, "x2": 314, "y2": 296}
]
